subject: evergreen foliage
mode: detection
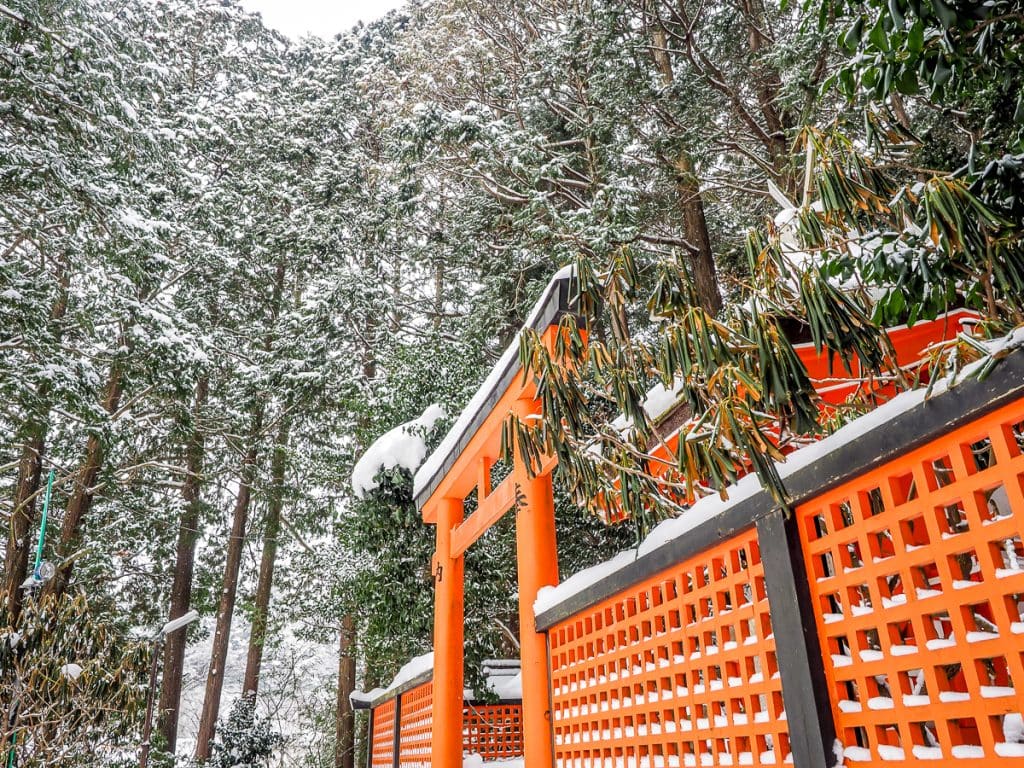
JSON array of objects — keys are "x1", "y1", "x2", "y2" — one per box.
[
  {"x1": 0, "y1": 0, "x2": 1021, "y2": 762},
  {"x1": 0, "y1": 592, "x2": 149, "y2": 766},
  {"x1": 208, "y1": 696, "x2": 282, "y2": 768}
]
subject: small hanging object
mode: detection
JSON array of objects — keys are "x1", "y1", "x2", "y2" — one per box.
[{"x1": 21, "y1": 470, "x2": 55, "y2": 591}]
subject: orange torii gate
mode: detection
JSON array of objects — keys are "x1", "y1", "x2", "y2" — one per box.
[
  {"x1": 411, "y1": 265, "x2": 978, "y2": 768},
  {"x1": 412, "y1": 269, "x2": 580, "y2": 768}
]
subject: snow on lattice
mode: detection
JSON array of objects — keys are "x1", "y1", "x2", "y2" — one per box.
[
  {"x1": 1005, "y1": 713, "x2": 1024, "y2": 743},
  {"x1": 464, "y1": 748, "x2": 527, "y2": 768},
  {"x1": 352, "y1": 404, "x2": 446, "y2": 497}
]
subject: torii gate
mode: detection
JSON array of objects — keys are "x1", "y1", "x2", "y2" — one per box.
[
  {"x1": 412, "y1": 269, "x2": 579, "y2": 768},
  {"x1": 409, "y1": 266, "x2": 978, "y2": 768}
]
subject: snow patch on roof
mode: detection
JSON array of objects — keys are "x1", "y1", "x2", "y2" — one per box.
[
  {"x1": 352, "y1": 404, "x2": 447, "y2": 498},
  {"x1": 610, "y1": 377, "x2": 688, "y2": 432},
  {"x1": 384, "y1": 651, "x2": 435, "y2": 692}
]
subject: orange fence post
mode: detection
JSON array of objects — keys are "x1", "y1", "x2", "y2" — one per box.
[
  {"x1": 513, "y1": 421, "x2": 558, "y2": 768},
  {"x1": 431, "y1": 497, "x2": 465, "y2": 768}
]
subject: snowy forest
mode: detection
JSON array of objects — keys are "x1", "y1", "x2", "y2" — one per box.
[{"x1": 1, "y1": 0, "x2": 1022, "y2": 765}]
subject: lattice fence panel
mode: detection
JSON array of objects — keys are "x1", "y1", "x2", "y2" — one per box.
[
  {"x1": 548, "y1": 529, "x2": 789, "y2": 768},
  {"x1": 798, "y1": 398, "x2": 1024, "y2": 763},
  {"x1": 462, "y1": 703, "x2": 524, "y2": 760},
  {"x1": 371, "y1": 698, "x2": 397, "y2": 768},
  {"x1": 398, "y1": 682, "x2": 433, "y2": 767}
]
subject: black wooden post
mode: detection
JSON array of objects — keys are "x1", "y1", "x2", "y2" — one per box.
[
  {"x1": 391, "y1": 694, "x2": 402, "y2": 768},
  {"x1": 365, "y1": 706, "x2": 375, "y2": 768},
  {"x1": 757, "y1": 507, "x2": 836, "y2": 768}
]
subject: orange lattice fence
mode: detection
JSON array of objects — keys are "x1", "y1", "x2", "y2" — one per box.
[
  {"x1": 371, "y1": 698, "x2": 397, "y2": 768},
  {"x1": 798, "y1": 397, "x2": 1024, "y2": 763},
  {"x1": 462, "y1": 703, "x2": 524, "y2": 760},
  {"x1": 396, "y1": 681, "x2": 433, "y2": 766},
  {"x1": 364, "y1": 678, "x2": 524, "y2": 767},
  {"x1": 546, "y1": 529, "x2": 790, "y2": 768}
]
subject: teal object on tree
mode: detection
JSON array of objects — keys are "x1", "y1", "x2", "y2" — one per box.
[{"x1": 34, "y1": 469, "x2": 54, "y2": 577}]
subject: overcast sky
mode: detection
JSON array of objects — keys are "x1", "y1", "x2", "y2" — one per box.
[{"x1": 239, "y1": 0, "x2": 408, "y2": 39}]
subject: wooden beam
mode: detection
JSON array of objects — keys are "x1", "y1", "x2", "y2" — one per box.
[
  {"x1": 450, "y1": 474, "x2": 516, "y2": 558},
  {"x1": 449, "y1": 451, "x2": 559, "y2": 558},
  {"x1": 477, "y1": 456, "x2": 493, "y2": 500}
]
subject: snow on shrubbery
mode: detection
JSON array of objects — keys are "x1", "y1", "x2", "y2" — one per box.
[
  {"x1": 351, "y1": 404, "x2": 447, "y2": 497},
  {"x1": 59, "y1": 662, "x2": 84, "y2": 680}
]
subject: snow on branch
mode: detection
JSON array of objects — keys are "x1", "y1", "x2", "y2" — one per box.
[{"x1": 351, "y1": 404, "x2": 447, "y2": 498}]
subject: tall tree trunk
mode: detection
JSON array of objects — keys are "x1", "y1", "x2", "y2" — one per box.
[
  {"x1": 241, "y1": 416, "x2": 290, "y2": 698},
  {"x1": 433, "y1": 259, "x2": 445, "y2": 332},
  {"x1": 651, "y1": 28, "x2": 723, "y2": 315},
  {"x1": 334, "y1": 613, "x2": 356, "y2": 768},
  {"x1": 193, "y1": 407, "x2": 264, "y2": 761},
  {"x1": 157, "y1": 375, "x2": 210, "y2": 753},
  {"x1": 337, "y1": 342, "x2": 377, "y2": 768},
  {"x1": 195, "y1": 259, "x2": 285, "y2": 760},
  {"x1": 5, "y1": 430, "x2": 45, "y2": 619},
  {"x1": 740, "y1": 0, "x2": 792, "y2": 191},
  {"x1": 45, "y1": 359, "x2": 124, "y2": 600},
  {"x1": 5, "y1": 271, "x2": 70, "y2": 616},
  {"x1": 675, "y1": 154, "x2": 723, "y2": 316}
]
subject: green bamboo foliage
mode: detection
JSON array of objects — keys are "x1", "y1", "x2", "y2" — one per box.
[
  {"x1": 506, "y1": 126, "x2": 1021, "y2": 530},
  {"x1": 0, "y1": 592, "x2": 150, "y2": 766}
]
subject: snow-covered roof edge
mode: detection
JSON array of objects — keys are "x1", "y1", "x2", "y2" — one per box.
[
  {"x1": 535, "y1": 340, "x2": 1024, "y2": 629},
  {"x1": 413, "y1": 265, "x2": 580, "y2": 509},
  {"x1": 350, "y1": 653, "x2": 524, "y2": 709}
]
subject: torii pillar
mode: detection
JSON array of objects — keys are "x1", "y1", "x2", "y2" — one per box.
[
  {"x1": 512, "y1": 416, "x2": 559, "y2": 768},
  {"x1": 414, "y1": 270, "x2": 578, "y2": 768}
]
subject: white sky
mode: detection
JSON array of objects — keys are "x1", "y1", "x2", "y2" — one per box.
[{"x1": 239, "y1": 0, "x2": 408, "y2": 39}]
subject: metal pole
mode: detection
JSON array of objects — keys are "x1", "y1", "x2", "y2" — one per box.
[
  {"x1": 4, "y1": 471, "x2": 48, "y2": 768},
  {"x1": 139, "y1": 638, "x2": 162, "y2": 768}
]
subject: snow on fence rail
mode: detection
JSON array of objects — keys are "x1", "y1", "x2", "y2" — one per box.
[
  {"x1": 356, "y1": 662, "x2": 525, "y2": 768},
  {"x1": 534, "y1": 346, "x2": 1024, "y2": 767}
]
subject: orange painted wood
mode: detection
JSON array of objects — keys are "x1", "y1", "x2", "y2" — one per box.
[
  {"x1": 431, "y1": 497, "x2": 465, "y2": 768},
  {"x1": 515, "y1": 433, "x2": 560, "y2": 768},
  {"x1": 371, "y1": 698, "x2": 396, "y2": 767},
  {"x1": 398, "y1": 682, "x2": 433, "y2": 767},
  {"x1": 462, "y1": 703, "x2": 524, "y2": 760},
  {"x1": 547, "y1": 528, "x2": 790, "y2": 767},
  {"x1": 794, "y1": 309, "x2": 978, "y2": 405},
  {"x1": 420, "y1": 323, "x2": 572, "y2": 523},
  {"x1": 451, "y1": 474, "x2": 516, "y2": 558},
  {"x1": 424, "y1": 323, "x2": 573, "y2": 768},
  {"x1": 420, "y1": 379, "x2": 534, "y2": 525},
  {"x1": 477, "y1": 456, "x2": 493, "y2": 499},
  {"x1": 797, "y1": 396, "x2": 1024, "y2": 764}
]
